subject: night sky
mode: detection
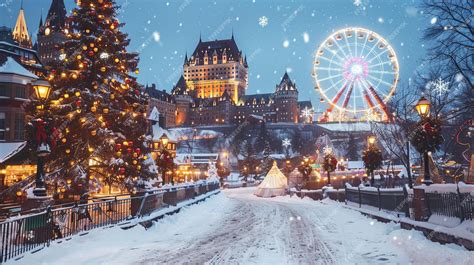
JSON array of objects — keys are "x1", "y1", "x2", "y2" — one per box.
[{"x1": 1, "y1": 0, "x2": 432, "y2": 110}]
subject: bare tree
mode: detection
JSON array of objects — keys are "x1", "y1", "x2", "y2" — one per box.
[
  {"x1": 372, "y1": 84, "x2": 418, "y2": 187},
  {"x1": 421, "y1": 0, "x2": 473, "y2": 88}
]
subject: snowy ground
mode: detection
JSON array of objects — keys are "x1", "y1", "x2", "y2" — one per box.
[{"x1": 13, "y1": 188, "x2": 472, "y2": 265}]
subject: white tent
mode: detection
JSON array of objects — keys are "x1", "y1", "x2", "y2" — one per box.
[{"x1": 254, "y1": 161, "x2": 288, "y2": 197}]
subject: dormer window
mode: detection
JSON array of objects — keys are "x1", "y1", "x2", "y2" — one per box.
[{"x1": 213, "y1": 53, "x2": 218, "y2": 64}]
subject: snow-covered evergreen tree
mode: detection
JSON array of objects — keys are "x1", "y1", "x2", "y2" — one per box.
[{"x1": 29, "y1": 0, "x2": 153, "y2": 193}]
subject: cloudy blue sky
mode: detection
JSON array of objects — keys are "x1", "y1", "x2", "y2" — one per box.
[{"x1": 1, "y1": 0, "x2": 432, "y2": 110}]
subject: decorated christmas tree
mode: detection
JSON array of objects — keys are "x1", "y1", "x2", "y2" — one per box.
[
  {"x1": 28, "y1": 0, "x2": 153, "y2": 194},
  {"x1": 207, "y1": 161, "x2": 219, "y2": 182}
]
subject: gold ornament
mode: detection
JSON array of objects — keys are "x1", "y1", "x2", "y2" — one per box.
[
  {"x1": 91, "y1": 130, "x2": 96, "y2": 136},
  {"x1": 61, "y1": 138, "x2": 67, "y2": 143},
  {"x1": 75, "y1": 91, "x2": 81, "y2": 96},
  {"x1": 66, "y1": 149, "x2": 71, "y2": 154},
  {"x1": 91, "y1": 106, "x2": 97, "y2": 112}
]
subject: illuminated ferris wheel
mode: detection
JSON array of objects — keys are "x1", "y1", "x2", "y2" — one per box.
[{"x1": 313, "y1": 27, "x2": 399, "y2": 122}]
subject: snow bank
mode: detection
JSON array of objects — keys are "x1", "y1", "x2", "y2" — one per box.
[{"x1": 416, "y1": 182, "x2": 474, "y2": 194}]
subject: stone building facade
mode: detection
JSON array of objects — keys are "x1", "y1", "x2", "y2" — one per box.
[{"x1": 145, "y1": 35, "x2": 312, "y2": 127}]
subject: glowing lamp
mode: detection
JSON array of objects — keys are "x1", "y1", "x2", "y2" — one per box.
[
  {"x1": 415, "y1": 97, "x2": 430, "y2": 118},
  {"x1": 368, "y1": 135, "x2": 376, "y2": 146},
  {"x1": 161, "y1": 135, "x2": 169, "y2": 148},
  {"x1": 32, "y1": 79, "x2": 52, "y2": 101}
]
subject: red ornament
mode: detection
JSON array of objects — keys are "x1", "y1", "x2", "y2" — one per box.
[
  {"x1": 134, "y1": 90, "x2": 140, "y2": 96},
  {"x1": 75, "y1": 100, "x2": 81, "y2": 107},
  {"x1": 135, "y1": 148, "x2": 141, "y2": 155},
  {"x1": 88, "y1": 51, "x2": 94, "y2": 57},
  {"x1": 128, "y1": 141, "x2": 133, "y2": 146},
  {"x1": 119, "y1": 167, "x2": 125, "y2": 174},
  {"x1": 423, "y1": 122, "x2": 432, "y2": 133},
  {"x1": 125, "y1": 78, "x2": 130, "y2": 84},
  {"x1": 127, "y1": 147, "x2": 132, "y2": 154},
  {"x1": 115, "y1": 143, "x2": 122, "y2": 151}
]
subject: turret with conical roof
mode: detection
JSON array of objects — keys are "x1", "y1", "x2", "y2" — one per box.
[
  {"x1": 172, "y1": 76, "x2": 192, "y2": 127},
  {"x1": 274, "y1": 71, "x2": 299, "y2": 123},
  {"x1": 39, "y1": 0, "x2": 67, "y2": 35},
  {"x1": 37, "y1": 0, "x2": 67, "y2": 66},
  {"x1": 12, "y1": 6, "x2": 32, "y2": 48},
  {"x1": 275, "y1": 71, "x2": 297, "y2": 94}
]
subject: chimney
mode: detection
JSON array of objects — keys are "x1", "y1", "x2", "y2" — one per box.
[{"x1": 159, "y1": 114, "x2": 166, "y2": 128}]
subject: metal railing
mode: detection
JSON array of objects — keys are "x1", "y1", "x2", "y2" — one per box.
[
  {"x1": 0, "y1": 182, "x2": 219, "y2": 263},
  {"x1": 345, "y1": 187, "x2": 408, "y2": 214},
  {"x1": 426, "y1": 192, "x2": 473, "y2": 221}
]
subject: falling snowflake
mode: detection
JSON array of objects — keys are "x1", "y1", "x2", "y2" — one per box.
[
  {"x1": 323, "y1": 146, "x2": 333, "y2": 155},
  {"x1": 258, "y1": 16, "x2": 268, "y2": 27},
  {"x1": 282, "y1": 138, "x2": 292, "y2": 148},
  {"x1": 59, "y1": 53, "x2": 66, "y2": 61},
  {"x1": 430, "y1": 78, "x2": 450, "y2": 96},
  {"x1": 353, "y1": 0, "x2": 362, "y2": 6},
  {"x1": 152, "y1": 32, "x2": 160, "y2": 42},
  {"x1": 302, "y1": 32, "x2": 310, "y2": 43},
  {"x1": 283, "y1": 40, "x2": 289, "y2": 48},
  {"x1": 301, "y1": 107, "x2": 313, "y2": 119}
]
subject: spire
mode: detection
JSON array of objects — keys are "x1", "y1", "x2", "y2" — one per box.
[
  {"x1": 12, "y1": 6, "x2": 32, "y2": 48},
  {"x1": 199, "y1": 32, "x2": 202, "y2": 43},
  {"x1": 38, "y1": 13, "x2": 43, "y2": 29},
  {"x1": 231, "y1": 28, "x2": 234, "y2": 39},
  {"x1": 184, "y1": 52, "x2": 188, "y2": 65},
  {"x1": 276, "y1": 71, "x2": 296, "y2": 92},
  {"x1": 43, "y1": 0, "x2": 67, "y2": 33}
]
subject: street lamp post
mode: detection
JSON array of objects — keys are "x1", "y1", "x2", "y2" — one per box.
[
  {"x1": 367, "y1": 135, "x2": 377, "y2": 186},
  {"x1": 415, "y1": 97, "x2": 432, "y2": 185},
  {"x1": 32, "y1": 79, "x2": 52, "y2": 197}
]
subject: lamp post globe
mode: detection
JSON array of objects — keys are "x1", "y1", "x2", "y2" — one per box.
[
  {"x1": 415, "y1": 96, "x2": 430, "y2": 118},
  {"x1": 415, "y1": 96, "x2": 433, "y2": 185}
]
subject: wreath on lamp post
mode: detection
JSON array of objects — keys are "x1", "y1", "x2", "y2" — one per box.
[
  {"x1": 156, "y1": 150, "x2": 175, "y2": 185},
  {"x1": 321, "y1": 153, "x2": 338, "y2": 186},
  {"x1": 362, "y1": 146, "x2": 383, "y2": 186},
  {"x1": 409, "y1": 117, "x2": 443, "y2": 153},
  {"x1": 297, "y1": 158, "x2": 313, "y2": 182}
]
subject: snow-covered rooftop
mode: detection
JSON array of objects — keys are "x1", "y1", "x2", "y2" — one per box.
[
  {"x1": 152, "y1": 123, "x2": 177, "y2": 142},
  {"x1": 0, "y1": 141, "x2": 27, "y2": 163},
  {"x1": 0, "y1": 57, "x2": 38, "y2": 79},
  {"x1": 318, "y1": 122, "x2": 372, "y2": 132}
]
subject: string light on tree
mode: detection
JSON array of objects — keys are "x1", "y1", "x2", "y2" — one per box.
[{"x1": 26, "y1": 0, "x2": 154, "y2": 195}]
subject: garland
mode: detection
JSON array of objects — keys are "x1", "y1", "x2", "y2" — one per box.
[
  {"x1": 321, "y1": 153, "x2": 338, "y2": 173},
  {"x1": 362, "y1": 146, "x2": 383, "y2": 173},
  {"x1": 410, "y1": 117, "x2": 444, "y2": 153}
]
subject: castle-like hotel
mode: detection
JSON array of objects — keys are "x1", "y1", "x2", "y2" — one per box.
[
  {"x1": 147, "y1": 36, "x2": 312, "y2": 127},
  {"x1": 1, "y1": 0, "x2": 311, "y2": 129}
]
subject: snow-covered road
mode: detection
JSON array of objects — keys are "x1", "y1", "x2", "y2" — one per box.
[{"x1": 13, "y1": 188, "x2": 472, "y2": 265}]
